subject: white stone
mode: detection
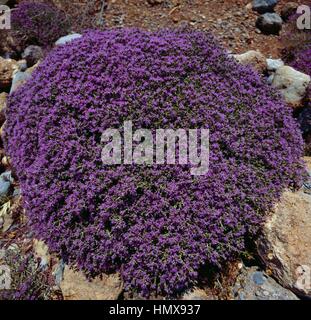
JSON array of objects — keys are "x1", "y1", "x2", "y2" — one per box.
[
  {"x1": 272, "y1": 66, "x2": 311, "y2": 107},
  {"x1": 55, "y1": 34, "x2": 82, "y2": 46}
]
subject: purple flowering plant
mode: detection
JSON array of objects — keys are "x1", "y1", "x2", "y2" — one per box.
[
  {"x1": 11, "y1": 1, "x2": 70, "y2": 48},
  {"x1": 3, "y1": 29, "x2": 306, "y2": 297}
]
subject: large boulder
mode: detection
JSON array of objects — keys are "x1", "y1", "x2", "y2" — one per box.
[
  {"x1": 232, "y1": 266, "x2": 298, "y2": 300},
  {"x1": 60, "y1": 266, "x2": 123, "y2": 300},
  {"x1": 272, "y1": 66, "x2": 310, "y2": 108},
  {"x1": 256, "y1": 13, "x2": 283, "y2": 35},
  {"x1": 252, "y1": 0, "x2": 278, "y2": 14},
  {"x1": 257, "y1": 190, "x2": 311, "y2": 298},
  {"x1": 0, "y1": 57, "x2": 17, "y2": 90},
  {"x1": 233, "y1": 50, "x2": 267, "y2": 73}
]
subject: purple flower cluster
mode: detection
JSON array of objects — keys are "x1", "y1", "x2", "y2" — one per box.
[
  {"x1": 3, "y1": 29, "x2": 305, "y2": 297},
  {"x1": 11, "y1": 1, "x2": 70, "y2": 48},
  {"x1": 291, "y1": 45, "x2": 311, "y2": 105}
]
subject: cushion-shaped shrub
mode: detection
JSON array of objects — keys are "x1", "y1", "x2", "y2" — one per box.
[
  {"x1": 3, "y1": 29, "x2": 305, "y2": 297},
  {"x1": 11, "y1": 1, "x2": 70, "y2": 48}
]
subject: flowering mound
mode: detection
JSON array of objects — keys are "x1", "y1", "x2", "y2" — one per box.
[
  {"x1": 4, "y1": 29, "x2": 305, "y2": 297},
  {"x1": 11, "y1": 1, "x2": 70, "y2": 48}
]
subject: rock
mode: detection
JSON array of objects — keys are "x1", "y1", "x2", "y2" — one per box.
[
  {"x1": 53, "y1": 259, "x2": 65, "y2": 286},
  {"x1": 233, "y1": 50, "x2": 267, "y2": 73},
  {"x1": 0, "y1": 196, "x2": 22, "y2": 233},
  {"x1": 252, "y1": 0, "x2": 278, "y2": 14},
  {"x1": 60, "y1": 266, "x2": 123, "y2": 300},
  {"x1": 16, "y1": 60, "x2": 27, "y2": 72},
  {"x1": 257, "y1": 190, "x2": 311, "y2": 298},
  {"x1": 233, "y1": 266, "x2": 299, "y2": 300},
  {"x1": 0, "y1": 57, "x2": 17, "y2": 90},
  {"x1": 22, "y1": 45, "x2": 44, "y2": 68},
  {"x1": 281, "y1": 2, "x2": 299, "y2": 21},
  {"x1": 0, "y1": 171, "x2": 13, "y2": 200},
  {"x1": 10, "y1": 71, "x2": 31, "y2": 94},
  {"x1": 1, "y1": 155, "x2": 10, "y2": 168},
  {"x1": 0, "y1": 92, "x2": 7, "y2": 125},
  {"x1": 55, "y1": 33, "x2": 82, "y2": 46},
  {"x1": 267, "y1": 74, "x2": 274, "y2": 84},
  {"x1": 12, "y1": 187, "x2": 20, "y2": 198},
  {"x1": 256, "y1": 13, "x2": 283, "y2": 35},
  {"x1": 0, "y1": 198, "x2": 13, "y2": 233},
  {"x1": 272, "y1": 66, "x2": 310, "y2": 107},
  {"x1": 182, "y1": 288, "x2": 215, "y2": 300},
  {"x1": 266, "y1": 58, "x2": 284, "y2": 71},
  {"x1": 246, "y1": 2, "x2": 253, "y2": 10},
  {"x1": 33, "y1": 239, "x2": 51, "y2": 268}
]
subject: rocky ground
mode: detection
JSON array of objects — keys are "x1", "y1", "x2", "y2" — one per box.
[{"x1": 0, "y1": 0, "x2": 311, "y2": 300}]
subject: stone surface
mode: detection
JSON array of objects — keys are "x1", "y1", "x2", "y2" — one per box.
[
  {"x1": 60, "y1": 266, "x2": 123, "y2": 300},
  {"x1": 22, "y1": 45, "x2": 44, "y2": 68},
  {"x1": 16, "y1": 59, "x2": 27, "y2": 72},
  {"x1": 10, "y1": 71, "x2": 31, "y2": 94},
  {"x1": 0, "y1": 92, "x2": 7, "y2": 125},
  {"x1": 0, "y1": 171, "x2": 13, "y2": 199},
  {"x1": 233, "y1": 266, "x2": 299, "y2": 300},
  {"x1": 55, "y1": 33, "x2": 82, "y2": 46},
  {"x1": 33, "y1": 239, "x2": 51, "y2": 268},
  {"x1": 0, "y1": 199, "x2": 12, "y2": 233},
  {"x1": 272, "y1": 66, "x2": 310, "y2": 107},
  {"x1": 53, "y1": 259, "x2": 65, "y2": 286},
  {"x1": 257, "y1": 190, "x2": 311, "y2": 298},
  {"x1": 266, "y1": 58, "x2": 284, "y2": 71},
  {"x1": 182, "y1": 288, "x2": 215, "y2": 300},
  {"x1": 256, "y1": 13, "x2": 283, "y2": 35},
  {"x1": 0, "y1": 57, "x2": 17, "y2": 90},
  {"x1": 233, "y1": 50, "x2": 267, "y2": 73},
  {"x1": 1, "y1": 155, "x2": 10, "y2": 169},
  {"x1": 252, "y1": 0, "x2": 278, "y2": 14},
  {"x1": 281, "y1": 2, "x2": 299, "y2": 21},
  {"x1": 0, "y1": 196, "x2": 22, "y2": 233}
]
